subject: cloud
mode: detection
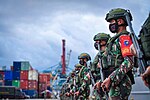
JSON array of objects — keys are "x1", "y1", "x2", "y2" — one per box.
[{"x1": 0, "y1": 0, "x2": 150, "y2": 73}]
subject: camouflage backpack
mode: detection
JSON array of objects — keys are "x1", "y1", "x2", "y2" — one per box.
[{"x1": 139, "y1": 13, "x2": 150, "y2": 64}]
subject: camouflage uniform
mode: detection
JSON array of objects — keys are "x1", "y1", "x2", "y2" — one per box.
[
  {"x1": 78, "y1": 65, "x2": 90, "y2": 100},
  {"x1": 102, "y1": 8, "x2": 135, "y2": 100},
  {"x1": 59, "y1": 76, "x2": 72, "y2": 100},
  {"x1": 70, "y1": 64, "x2": 83, "y2": 100},
  {"x1": 91, "y1": 33, "x2": 111, "y2": 100},
  {"x1": 75, "y1": 53, "x2": 91, "y2": 100},
  {"x1": 91, "y1": 53, "x2": 106, "y2": 100}
]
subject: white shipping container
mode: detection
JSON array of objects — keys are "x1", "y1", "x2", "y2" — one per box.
[{"x1": 28, "y1": 70, "x2": 38, "y2": 81}]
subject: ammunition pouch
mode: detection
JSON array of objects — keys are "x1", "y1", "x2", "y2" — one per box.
[{"x1": 102, "y1": 53, "x2": 124, "y2": 70}]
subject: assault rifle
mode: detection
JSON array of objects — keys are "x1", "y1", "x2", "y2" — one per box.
[
  {"x1": 97, "y1": 43, "x2": 109, "y2": 100},
  {"x1": 87, "y1": 62, "x2": 96, "y2": 86},
  {"x1": 124, "y1": 11, "x2": 146, "y2": 73},
  {"x1": 73, "y1": 74, "x2": 77, "y2": 100},
  {"x1": 87, "y1": 61, "x2": 102, "y2": 99}
]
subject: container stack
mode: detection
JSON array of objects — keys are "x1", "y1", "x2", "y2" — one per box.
[
  {"x1": 0, "y1": 61, "x2": 52, "y2": 98},
  {"x1": 39, "y1": 73, "x2": 51, "y2": 94},
  {"x1": 0, "y1": 69, "x2": 5, "y2": 86}
]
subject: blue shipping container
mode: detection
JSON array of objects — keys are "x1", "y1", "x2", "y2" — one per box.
[
  {"x1": 13, "y1": 71, "x2": 20, "y2": 80},
  {"x1": 22, "y1": 90, "x2": 38, "y2": 98},
  {"x1": 4, "y1": 70, "x2": 13, "y2": 80},
  {"x1": 13, "y1": 61, "x2": 21, "y2": 71},
  {"x1": 4, "y1": 80, "x2": 12, "y2": 86}
]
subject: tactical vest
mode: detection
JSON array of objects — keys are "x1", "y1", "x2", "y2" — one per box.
[
  {"x1": 139, "y1": 13, "x2": 150, "y2": 65},
  {"x1": 102, "y1": 32, "x2": 128, "y2": 70},
  {"x1": 102, "y1": 32, "x2": 135, "y2": 84}
]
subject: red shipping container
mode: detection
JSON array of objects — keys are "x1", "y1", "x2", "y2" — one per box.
[
  {"x1": 47, "y1": 83, "x2": 51, "y2": 87},
  {"x1": 10, "y1": 66, "x2": 13, "y2": 71},
  {"x1": 39, "y1": 74, "x2": 48, "y2": 83},
  {"x1": 28, "y1": 80, "x2": 38, "y2": 90},
  {"x1": 0, "y1": 71, "x2": 4, "y2": 80},
  {"x1": 46, "y1": 74, "x2": 51, "y2": 81},
  {"x1": 39, "y1": 82, "x2": 47, "y2": 92},
  {"x1": 20, "y1": 80, "x2": 28, "y2": 89},
  {"x1": 0, "y1": 80, "x2": 4, "y2": 86},
  {"x1": 20, "y1": 71, "x2": 28, "y2": 80}
]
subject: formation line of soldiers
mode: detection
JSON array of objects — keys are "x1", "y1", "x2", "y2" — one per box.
[{"x1": 59, "y1": 8, "x2": 150, "y2": 100}]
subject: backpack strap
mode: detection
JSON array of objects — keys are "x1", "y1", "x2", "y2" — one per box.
[{"x1": 106, "y1": 32, "x2": 129, "y2": 54}]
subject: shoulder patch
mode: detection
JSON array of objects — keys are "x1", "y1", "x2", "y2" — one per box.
[{"x1": 119, "y1": 35, "x2": 133, "y2": 57}]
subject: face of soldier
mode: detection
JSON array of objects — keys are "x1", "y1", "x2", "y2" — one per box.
[
  {"x1": 79, "y1": 58, "x2": 86, "y2": 65},
  {"x1": 94, "y1": 40, "x2": 107, "y2": 50},
  {"x1": 79, "y1": 58, "x2": 88, "y2": 67},
  {"x1": 75, "y1": 67, "x2": 81, "y2": 71},
  {"x1": 109, "y1": 19, "x2": 119, "y2": 33},
  {"x1": 109, "y1": 18, "x2": 126, "y2": 33}
]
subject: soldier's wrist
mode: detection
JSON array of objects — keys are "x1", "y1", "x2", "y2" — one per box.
[{"x1": 109, "y1": 75, "x2": 113, "y2": 82}]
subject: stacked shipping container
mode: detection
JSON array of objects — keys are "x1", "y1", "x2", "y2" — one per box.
[{"x1": 0, "y1": 61, "x2": 52, "y2": 98}]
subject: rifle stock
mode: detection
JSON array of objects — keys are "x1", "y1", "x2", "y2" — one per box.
[
  {"x1": 124, "y1": 11, "x2": 146, "y2": 73},
  {"x1": 97, "y1": 43, "x2": 109, "y2": 100}
]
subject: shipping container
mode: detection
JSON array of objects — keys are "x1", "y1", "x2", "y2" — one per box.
[
  {"x1": 4, "y1": 70, "x2": 13, "y2": 80},
  {"x1": 20, "y1": 71, "x2": 28, "y2": 80},
  {"x1": 39, "y1": 74, "x2": 48, "y2": 83},
  {"x1": 21, "y1": 61, "x2": 31, "y2": 71},
  {"x1": 12, "y1": 80, "x2": 20, "y2": 88},
  {"x1": 22, "y1": 90, "x2": 38, "y2": 98},
  {"x1": 20, "y1": 80, "x2": 28, "y2": 89},
  {"x1": 0, "y1": 71, "x2": 4, "y2": 80},
  {"x1": 47, "y1": 86, "x2": 52, "y2": 92},
  {"x1": 0, "y1": 86, "x2": 25, "y2": 99},
  {"x1": 5, "y1": 80, "x2": 12, "y2": 86},
  {"x1": 28, "y1": 70, "x2": 38, "y2": 81},
  {"x1": 28, "y1": 80, "x2": 38, "y2": 90},
  {"x1": 0, "y1": 80, "x2": 4, "y2": 86},
  {"x1": 47, "y1": 74, "x2": 51, "y2": 81},
  {"x1": 13, "y1": 61, "x2": 21, "y2": 71},
  {"x1": 0, "y1": 86, "x2": 16, "y2": 99},
  {"x1": 10, "y1": 66, "x2": 13, "y2": 71},
  {"x1": 39, "y1": 82, "x2": 47, "y2": 93},
  {"x1": 13, "y1": 71, "x2": 20, "y2": 80}
]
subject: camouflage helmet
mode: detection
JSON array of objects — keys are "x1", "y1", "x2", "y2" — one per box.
[
  {"x1": 74, "y1": 63, "x2": 82, "y2": 68},
  {"x1": 105, "y1": 8, "x2": 132, "y2": 23},
  {"x1": 78, "y1": 53, "x2": 91, "y2": 61},
  {"x1": 93, "y1": 33, "x2": 110, "y2": 41}
]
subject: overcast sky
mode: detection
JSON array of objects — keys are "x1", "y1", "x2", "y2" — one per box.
[{"x1": 0, "y1": 0, "x2": 150, "y2": 73}]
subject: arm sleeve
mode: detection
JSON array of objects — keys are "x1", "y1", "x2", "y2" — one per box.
[
  {"x1": 109, "y1": 35, "x2": 134, "y2": 85},
  {"x1": 79, "y1": 68, "x2": 91, "y2": 93},
  {"x1": 109, "y1": 56, "x2": 133, "y2": 85}
]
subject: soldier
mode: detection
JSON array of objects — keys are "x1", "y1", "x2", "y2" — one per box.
[
  {"x1": 92, "y1": 33, "x2": 110, "y2": 100},
  {"x1": 65, "y1": 70, "x2": 76, "y2": 99},
  {"x1": 75, "y1": 53, "x2": 91, "y2": 100},
  {"x1": 59, "y1": 76, "x2": 71, "y2": 100},
  {"x1": 100, "y1": 8, "x2": 136, "y2": 100},
  {"x1": 69, "y1": 64, "x2": 83, "y2": 99}
]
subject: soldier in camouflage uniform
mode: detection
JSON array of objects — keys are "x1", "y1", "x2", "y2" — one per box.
[
  {"x1": 100, "y1": 8, "x2": 136, "y2": 100},
  {"x1": 69, "y1": 64, "x2": 83, "y2": 100},
  {"x1": 65, "y1": 70, "x2": 76, "y2": 99},
  {"x1": 92, "y1": 33, "x2": 110, "y2": 100},
  {"x1": 60, "y1": 75, "x2": 72, "y2": 100},
  {"x1": 75, "y1": 53, "x2": 91, "y2": 100}
]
